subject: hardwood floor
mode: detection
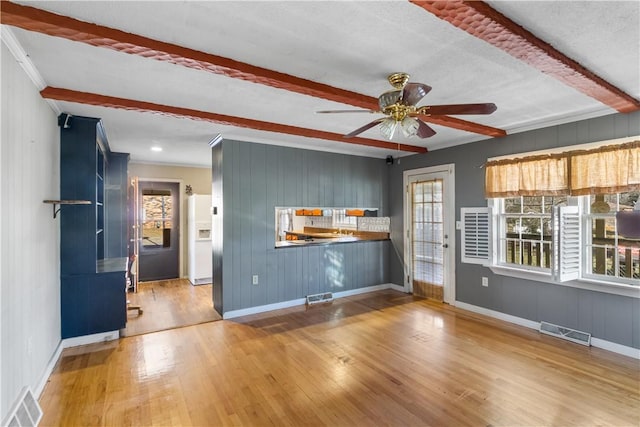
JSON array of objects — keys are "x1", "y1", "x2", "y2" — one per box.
[
  {"x1": 121, "y1": 278, "x2": 221, "y2": 337},
  {"x1": 40, "y1": 290, "x2": 639, "y2": 426}
]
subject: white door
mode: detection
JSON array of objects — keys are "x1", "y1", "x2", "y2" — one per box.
[{"x1": 404, "y1": 165, "x2": 456, "y2": 304}]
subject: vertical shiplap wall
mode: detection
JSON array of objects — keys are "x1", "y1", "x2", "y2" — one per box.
[
  {"x1": 389, "y1": 111, "x2": 640, "y2": 349},
  {"x1": 1, "y1": 43, "x2": 61, "y2": 418},
  {"x1": 217, "y1": 140, "x2": 389, "y2": 314}
]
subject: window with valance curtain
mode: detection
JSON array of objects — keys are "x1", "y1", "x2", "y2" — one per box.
[{"x1": 485, "y1": 140, "x2": 640, "y2": 198}]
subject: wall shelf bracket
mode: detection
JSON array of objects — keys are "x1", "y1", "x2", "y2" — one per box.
[{"x1": 43, "y1": 199, "x2": 91, "y2": 218}]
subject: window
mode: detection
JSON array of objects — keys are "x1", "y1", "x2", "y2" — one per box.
[
  {"x1": 332, "y1": 209, "x2": 357, "y2": 229},
  {"x1": 462, "y1": 138, "x2": 640, "y2": 295},
  {"x1": 482, "y1": 191, "x2": 639, "y2": 290},
  {"x1": 584, "y1": 192, "x2": 640, "y2": 283},
  {"x1": 142, "y1": 190, "x2": 173, "y2": 248},
  {"x1": 497, "y1": 196, "x2": 566, "y2": 270},
  {"x1": 276, "y1": 208, "x2": 294, "y2": 239}
]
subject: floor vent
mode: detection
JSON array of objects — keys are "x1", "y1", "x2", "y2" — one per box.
[
  {"x1": 540, "y1": 321, "x2": 591, "y2": 346},
  {"x1": 306, "y1": 292, "x2": 334, "y2": 305},
  {"x1": 3, "y1": 387, "x2": 42, "y2": 427}
]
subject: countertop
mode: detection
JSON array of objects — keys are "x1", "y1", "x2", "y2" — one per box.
[
  {"x1": 285, "y1": 230, "x2": 353, "y2": 239},
  {"x1": 277, "y1": 229, "x2": 388, "y2": 248},
  {"x1": 96, "y1": 257, "x2": 128, "y2": 273}
]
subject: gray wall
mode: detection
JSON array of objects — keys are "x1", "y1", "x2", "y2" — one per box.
[
  {"x1": 389, "y1": 111, "x2": 640, "y2": 349},
  {"x1": 214, "y1": 140, "x2": 390, "y2": 314}
]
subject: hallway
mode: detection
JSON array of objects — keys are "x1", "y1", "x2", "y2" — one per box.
[{"x1": 122, "y1": 278, "x2": 220, "y2": 337}]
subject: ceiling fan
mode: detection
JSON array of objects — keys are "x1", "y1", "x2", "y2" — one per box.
[{"x1": 317, "y1": 72, "x2": 497, "y2": 140}]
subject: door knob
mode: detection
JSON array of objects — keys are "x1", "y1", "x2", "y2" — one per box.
[{"x1": 442, "y1": 244, "x2": 449, "y2": 248}]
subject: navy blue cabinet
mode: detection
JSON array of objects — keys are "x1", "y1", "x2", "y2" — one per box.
[{"x1": 59, "y1": 115, "x2": 129, "y2": 339}]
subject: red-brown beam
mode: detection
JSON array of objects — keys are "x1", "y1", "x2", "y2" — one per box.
[
  {"x1": 1, "y1": 1, "x2": 377, "y2": 108},
  {"x1": 411, "y1": 0, "x2": 640, "y2": 113},
  {"x1": 40, "y1": 87, "x2": 427, "y2": 153},
  {"x1": 1, "y1": 1, "x2": 505, "y2": 138},
  {"x1": 421, "y1": 115, "x2": 506, "y2": 137}
]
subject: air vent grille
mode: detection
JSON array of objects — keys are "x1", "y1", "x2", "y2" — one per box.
[
  {"x1": 540, "y1": 321, "x2": 591, "y2": 346},
  {"x1": 306, "y1": 292, "x2": 334, "y2": 305},
  {"x1": 3, "y1": 387, "x2": 42, "y2": 427}
]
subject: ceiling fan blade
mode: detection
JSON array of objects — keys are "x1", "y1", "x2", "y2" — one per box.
[
  {"x1": 419, "y1": 103, "x2": 497, "y2": 115},
  {"x1": 344, "y1": 118, "x2": 386, "y2": 138},
  {"x1": 316, "y1": 109, "x2": 378, "y2": 114},
  {"x1": 416, "y1": 119, "x2": 437, "y2": 138},
  {"x1": 401, "y1": 83, "x2": 432, "y2": 106}
]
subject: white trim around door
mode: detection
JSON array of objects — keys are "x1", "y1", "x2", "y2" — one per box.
[{"x1": 403, "y1": 164, "x2": 456, "y2": 304}]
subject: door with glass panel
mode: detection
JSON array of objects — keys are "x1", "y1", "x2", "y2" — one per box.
[
  {"x1": 405, "y1": 166, "x2": 455, "y2": 303},
  {"x1": 138, "y1": 181, "x2": 180, "y2": 281}
]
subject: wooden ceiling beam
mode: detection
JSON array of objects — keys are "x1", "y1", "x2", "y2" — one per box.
[
  {"x1": 1, "y1": 1, "x2": 378, "y2": 108},
  {"x1": 411, "y1": 0, "x2": 640, "y2": 113},
  {"x1": 40, "y1": 87, "x2": 428, "y2": 153},
  {"x1": 2, "y1": 1, "x2": 503, "y2": 140}
]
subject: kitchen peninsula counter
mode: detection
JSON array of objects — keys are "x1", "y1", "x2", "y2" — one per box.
[{"x1": 276, "y1": 227, "x2": 389, "y2": 248}]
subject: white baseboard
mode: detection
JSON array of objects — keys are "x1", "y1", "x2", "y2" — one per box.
[
  {"x1": 455, "y1": 301, "x2": 639, "y2": 360},
  {"x1": 61, "y1": 330, "x2": 120, "y2": 349},
  {"x1": 223, "y1": 298, "x2": 307, "y2": 319},
  {"x1": 454, "y1": 301, "x2": 540, "y2": 330},
  {"x1": 389, "y1": 283, "x2": 408, "y2": 293},
  {"x1": 34, "y1": 341, "x2": 63, "y2": 399},
  {"x1": 591, "y1": 338, "x2": 640, "y2": 359},
  {"x1": 332, "y1": 283, "x2": 393, "y2": 299},
  {"x1": 223, "y1": 283, "x2": 397, "y2": 320},
  {"x1": 190, "y1": 278, "x2": 212, "y2": 286}
]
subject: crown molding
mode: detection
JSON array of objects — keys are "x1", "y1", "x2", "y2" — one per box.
[{"x1": 1, "y1": 26, "x2": 60, "y2": 114}]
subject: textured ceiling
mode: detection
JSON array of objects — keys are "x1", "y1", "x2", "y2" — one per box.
[{"x1": 2, "y1": 0, "x2": 639, "y2": 167}]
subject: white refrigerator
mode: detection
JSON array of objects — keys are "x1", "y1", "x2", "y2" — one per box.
[{"x1": 188, "y1": 194, "x2": 212, "y2": 285}]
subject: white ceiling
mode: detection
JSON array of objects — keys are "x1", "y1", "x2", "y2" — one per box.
[{"x1": 4, "y1": 0, "x2": 639, "y2": 167}]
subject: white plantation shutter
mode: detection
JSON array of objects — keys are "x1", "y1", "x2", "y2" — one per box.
[
  {"x1": 461, "y1": 208, "x2": 492, "y2": 265},
  {"x1": 552, "y1": 205, "x2": 581, "y2": 282}
]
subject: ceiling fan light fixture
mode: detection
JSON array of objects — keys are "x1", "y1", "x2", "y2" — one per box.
[
  {"x1": 319, "y1": 73, "x2": 498, "y2": 141},
  {"x1": 379, "y1": 117, "x2": 398, "y2": 140},
  {"x1": 400, "y1": 116, "x2": 419, "y2": 137},
  {"x1": 378, "y1": 90, "x2": 402, "y2": 110}
]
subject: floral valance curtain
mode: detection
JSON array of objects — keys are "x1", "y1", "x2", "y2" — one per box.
[{"x1": 485, "y1": 140, "x2": 640, "y2": 198}]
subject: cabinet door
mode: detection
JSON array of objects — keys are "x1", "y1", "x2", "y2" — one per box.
[{"x1": 61, "y1": 272, "x2": 126, "y2": 338}]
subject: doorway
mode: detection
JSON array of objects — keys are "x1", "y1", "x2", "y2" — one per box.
[
  {"x1": 138, "y1": 181, "x2": 180, "y2": 281},
  {"x1": 403, "y1": 165, "x2": 456, "y2": 304}
]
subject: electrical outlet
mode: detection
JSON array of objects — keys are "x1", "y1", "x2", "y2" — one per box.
[
  {"x1": 482, "y1": 277, "x2": 488, "y2": 287},
  {"x1": 252, "y1": 275, "x2": 259, "y2": 285}
]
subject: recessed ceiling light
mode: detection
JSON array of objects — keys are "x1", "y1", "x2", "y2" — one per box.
[{"x1": 151, "y1": 146, "x2": 163, "y2": 152}]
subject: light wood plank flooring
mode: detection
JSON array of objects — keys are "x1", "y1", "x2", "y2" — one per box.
[
  {"x1": 122, "y1": 278, "x2": 221, "y2": 337},
  {"x1": 40, "y1": 290, "x2": 639, "y2": 426}
]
